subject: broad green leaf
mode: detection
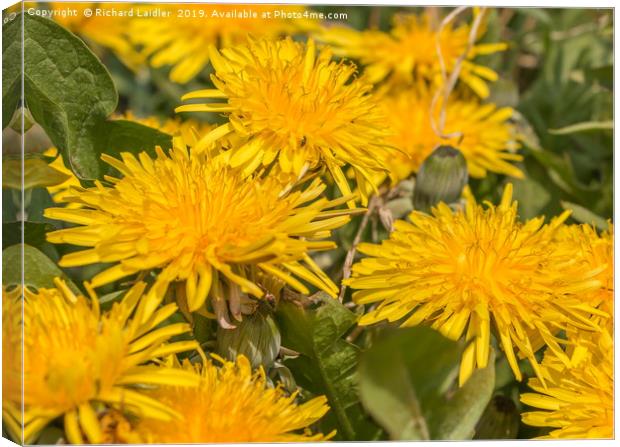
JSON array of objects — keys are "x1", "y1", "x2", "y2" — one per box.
[
  {"x1": 358, "y1": 327, "x2": 494, "y2": 440},
  {"x1": 429, "y1": 350, "x2": 496, "y2": 439},
  {"x1": 276, "y1": 293, "x2": 373, "y2": 441},
  {"x1": 2, "y1": 243, "x2": 77, "y2": 292},
  {"x1": 561, "y1": 201, "x2": 609, "y2": 230},
  {"x1": 93, "y1": 119, "x2": 172, "y2": 175},
  {"x1": 548, "y1": 120, "x2": 613, "y2": 135},
  {"x1": 2, "y1": 14, "x2": 173, "y2": 180},
  {"x1": 8, "y1": 106, "x2": 36, "y2": 134},
  {"x1": 2, "y1": 13, "x2": 21, "y2": 128},
  {"x1": 358, "y1": 327, "x2": 460, "y2": 440},
  {"x1": 5, "y1": 13, "x2": 118, "y2": 178}
]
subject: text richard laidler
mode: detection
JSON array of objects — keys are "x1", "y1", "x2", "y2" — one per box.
[{"x1": 91, "y1": 6, "x2": 297, "y2": 19}]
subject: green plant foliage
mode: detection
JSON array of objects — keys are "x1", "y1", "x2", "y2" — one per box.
[
  {"x1": 93, "y1": 119, "x2": 173, "y2": 176},
  {"x1": 358, "y1": 327, "x2": 495, "y2": 440},
  {"x1": 2, "y1": 14, "x2": 21, "y2": 129},
  {"x1": 2, "y1": 14, "x2": 172, "y2": 180},
  {"x1": 560, "y1": 200, "x2": 609, "y2": 230},
  {"x1": 2, "y1": 221, "x2": 55, "y2": 250},
  {"x1": 549, "y1": 120, "x2": 613, "y2": 135},
  {"x1": 474, "y1": 395, "x2": 521, "y2": 439},
  {"x1": 2, "y1": 243, "x2": 77, "y2": 291},
  {"x1": 275, "y1": 293, "x2": 379, "y2": 440},
  {"x1": 510, "y1": 9, "x2": 613, "y2": 220}
]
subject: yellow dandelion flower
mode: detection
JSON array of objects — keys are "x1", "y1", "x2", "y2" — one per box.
[
  {"x1": 99, "y1": 410, "x2": 143, "y2": 444},
  {"x1": 1, "y1": 280, "x2": 200, "y2": 444},
  {"x1": 345, "y1": 184, "x2": 605, "y2": 386},
  {"x1": 44, "y1": 137, "x2": 357, "y2": 319},
  {"x1": 128, "y1": 4, "x2": 305, "y2": 83},
  {"x1": 43, "y1": 114, "x2": 224, "y2": 206},
  {"x1": 316, "y1": 10, "x2": 507, "y2": 97},
  {"x1": 379, "y1": 87, "x2": 522, "y2": 183},
  {"x1": 49, "y1": 2, "x2": 141, "y2": 68},
  {"x1": 2, "y1": 287, "x2": 23, "y2": 442},
  {"x1": 520, "y1": 320, "x2": 613, "y2": 439},
  {"x1": 134, "y1": 355, "x2": 332, "y2": 442},
  {"x1": 176, "y1": 37, "x2": 395, "y2": 207},
  {"x1": 554, "y1": 223, "x2": 613, "y2": 314}
]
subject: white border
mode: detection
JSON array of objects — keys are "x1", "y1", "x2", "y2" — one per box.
[{"x1": 0, "y1": 1, "x2": 616, "y2": 446}]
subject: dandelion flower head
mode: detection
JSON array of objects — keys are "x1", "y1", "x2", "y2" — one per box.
[
  {"x1": 345, "y1": 184, "x2": 604, "y2": 386},
  {"x1": 520, "y1": 317, "x2": 613, "y2": 439},
  {"x1": 134, "y1": 355, "x2": 333, "y2": 442},
  {"x1": 177, "y1": 37, "x2": 396, "y2": 207},
  {"x1": 129, "y1": 4, "x2": 306, "y2": 83},
  {"x1": 1, "y1": 280, "x2": 199, "y2": 444},
  {"x1": 315, "y1": 10, "x2": 507, "y2": 97},
  {"x1": 377, "y1": 87, "x2": 522, "y2": 183},
  {"x1": 45, "y1": 137, "x2": 358, "y2": 322}
]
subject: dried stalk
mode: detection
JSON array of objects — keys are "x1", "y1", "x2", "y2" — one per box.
[
  {"x1": 338, "y1": 195, "x2": 381, "y2": 302},
  {"x1": 430, "y1": 7, "x2": 487, "y2": 139}
]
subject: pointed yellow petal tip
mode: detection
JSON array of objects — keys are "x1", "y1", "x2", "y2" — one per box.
[{"x1": 500, "y1": 183, "x2": 514, "y2": 208}]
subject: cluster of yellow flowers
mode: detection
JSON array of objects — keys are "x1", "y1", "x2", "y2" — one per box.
[
  {"x1": 316, "y1": 9, "x2": 523, "y2": 183},
  {"x1": 3, "y1": 4, "x2": 613, "y2": 443}
]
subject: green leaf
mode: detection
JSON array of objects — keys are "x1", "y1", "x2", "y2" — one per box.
[
  {"x1": 2, "y1": 243, "x2": 78, "y2": 292},
  {"x1": 2, "y1": 14, "x2": 173, "y2": 180},
  {"x1": 276, "y1": 292, "x2": 370, "y2": 440},
  {"x1": 524, "y1": 145, "x2": 596, "y2": 201},
  {"x1": 429, "y1": 350, "x2": 496, "y2": 439},
  {"x1": 8, "y1": 13, "x2": 118, "y2": 178},
  {"x1": 358, "y1": 327, "x2": 494, "y2": 440},
  {"x1": 488, "y1": 79, "x2": 520, "y2": 108},
  {"x1": 93, "y1": 120, "x2": 172, "y2": 175},
  {"x1": 548, "y1": 120, "x2": 613, "y2": 135},
  {"x1": 561, "y1": 200, "x2": 609, "y2": 230},
  {"x1": 2, "y1": 13, "x2": 21, "y2": 129}
]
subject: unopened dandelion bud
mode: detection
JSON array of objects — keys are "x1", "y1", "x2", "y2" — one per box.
[
  {"x1": 270, "y1": 364, "x2": 297, "y2": 394},
  {"x1": 217, "y1": 309, "x2": 281, "y2": 369},
  {"x1": 413, "y1": 145, "x2": 468, "y2": 213}
]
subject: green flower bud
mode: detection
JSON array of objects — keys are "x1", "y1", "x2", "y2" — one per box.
[
  {"x1": 269, "y1": 364, "x2": 297, "y2": 394},
  {"x1": 216, "y1": 308, "x2": 281, "y2": 369},
  {"x1": 474, "y1": 395, "x2": 520, "y2": 439},
  {"x1": 413, "y1": 145, "x2": 468, "y2": 213}
]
